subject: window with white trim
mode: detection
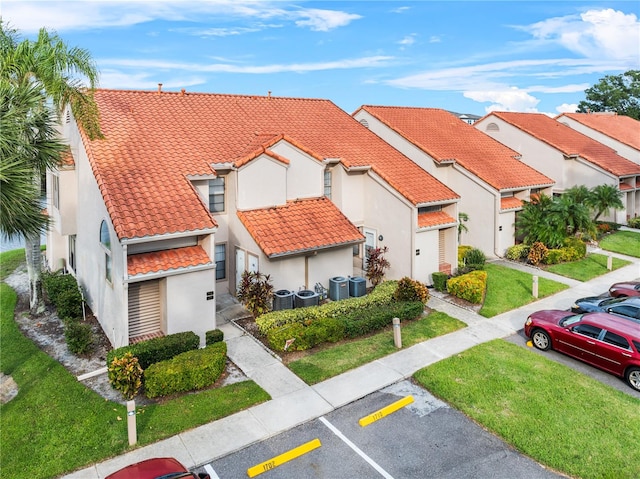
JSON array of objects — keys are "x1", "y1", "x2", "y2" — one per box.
[
  {"x1": 100, "y1": 220, "x2": 112, "y2": 282},
  {"x1": 215, "y1": 243, "x2": 226, "y2": 280},
  {"x1": 324, "y1": 169, "x2": 332, "y2": 199},
  {"x1": 52, "y1": 175, "x2": 60, "y2": 209},
  {"x1": 209, "y1": 177, "x2": 225, "y2": 213}
]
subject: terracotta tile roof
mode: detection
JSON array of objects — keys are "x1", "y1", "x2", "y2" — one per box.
[
  {"x1": 619, "y1": 183, "x2": 634, "y2": 191},
  {"x1": 237, "y1": 197, "x2": 364, "y2": 257},
  {"x1": 417, "y1": 211, "x2": 456, "y2": 229},
  {"x1": 82, "y1": 89, "x2": 459, "y2": 240},
  {"x1": 357, "y1": 106, "x2": 554, "y2": 191},
  {"x1": 60, "y1": 147, "x2": 75, "y2": 167},
  {"x1": 500, "y1": 196, "x2": 523, "y2": 210},
  {"x1": 557, "y1": 113, "x2": 640, "y2": 151},
  {"x1": 488, "y1": 112, "x2": 640, "y2": 177},
  {"x1": 127, "y1": 245, "x2": 212, "y2": 276}
]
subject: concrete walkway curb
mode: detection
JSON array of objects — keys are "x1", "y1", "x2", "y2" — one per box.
[{"x1": 62, "y1": 257, "x2": 640, "y2": 479}]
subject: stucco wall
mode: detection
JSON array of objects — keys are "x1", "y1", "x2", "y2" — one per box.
[
  {"x1": 237, "y1": 156, "x2": 287, "y2": 210},
  {"x1": 270, "y1": 141, "x2": 324, "y2": 200}
]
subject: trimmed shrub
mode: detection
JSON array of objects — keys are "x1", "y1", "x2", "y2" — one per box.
[
  {"x1": 56, "y1": 288, "x2": 84, "y2": 320},
  {"x1": 107, "y1": 331, "x2": 200, "y2": 370},
  {"x1": 505, "y1": 244, "x2": 529, "y2": 261},
  {"x1": 394, "y1": 277, "x2": 430, "y2": 304},
  {"x1": 42, "y1": 271, "x2": 78, "y2": 306},
  {"x1": 527, "y1": 242, "x2": 548, "y2": 266},
  {"x1": 446, "y1": 270, "x2": 487, "y2": 304},
  {"x1": 206, "y1": 329, "x2": 224, "y2": 345},
  {"x1": 628, "y1": 217, "x2": 640, "y2": 229},
  {"x1": 432, "y1": 272, "x2": 449, "y2": 292},
  {"x1": 463, "y1": 248, "x2": 486, "y2": 270},
  {"x1": 457, "y1": 245, "x2": 473, "y2": 266},
  {"x1": 256, "y1": 280, "x2": 398, "y2": 336},
  {"x1": 64, "y1": 321, "x2": 93, "y2": 355},
  {"x1": 342, "y1": 301, "x2": 424, "y2": 338},
  {"x1": 563, "y1": 237, "x2": 587, "y2": 258},
  {"x1": 267, "y1": 323, "x2": 309, "y2": 352},
  {"x1": 108, "y1": 352, "x2": 143, "y2": 400},
  {"x1": 144, "y1": 342, "x2": 227, "y2": 398}
]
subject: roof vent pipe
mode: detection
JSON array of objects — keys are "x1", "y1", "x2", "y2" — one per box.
[
  {"x1": 181, "y1": 88, "x2": 185, "y2": 96},
  {"x1": 157, "y1": 83, "x2": 163, "y2": 94}
]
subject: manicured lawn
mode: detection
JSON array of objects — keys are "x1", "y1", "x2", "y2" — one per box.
[
  {"x1": 544, "y1": 252, "x2": 630, "y2": 281},
  {"x1": 599, "y1": 230, "x2": 640, "y2": 258},
  {"x1": 288, "y1": 311, "x2": 465, "y2": 384},
  {"x1": 1, "y1": 253, "x2": 270, "y2": 479},
  {"x1": 414, "y1": 340, "x2": 640, "y2": 479},
  {"x1": 479, "y1": 263, "x2": 568, "y2": 318}
]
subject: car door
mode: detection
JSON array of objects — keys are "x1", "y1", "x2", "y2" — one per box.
[
  {"x1": 556, "y1": 323, "x2": 604, "y2": 366},
  {"x1": 595, "y1": 330, "x2": 633, "y2": 375},
  {"x1": 607, "y1": 304, "x2": 640, "y2": 323}
]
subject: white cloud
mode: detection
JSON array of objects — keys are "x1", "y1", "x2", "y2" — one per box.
[
  {"x1": 99, "y1": 70, "x2": 206, "y2": 90},
  {"x1": 428, "y1": 36, "x2": 442, "y2": 43},
  {"x1": 398, "y1": 34, "x2": 417, "y2": 47},
  {"x1": 464, "y1": 88, "x2": 540, "y2": 113},
  {"x1": 292, "y1": 8, "x2": 361, "y2": 32},
  {"x1": 555, "y1": 103, "x2": 578, "y2": 113},
  {"x1": 524, "y1": 8, "x2": 640, "y2": 62}
]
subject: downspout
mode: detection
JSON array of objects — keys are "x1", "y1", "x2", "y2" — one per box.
[
  {"x1": 494, "y1": 194, "x2": 501, "y2": 257},
  {"x1": 122, "y1": 242, "x2": 129, "y2": 347}
]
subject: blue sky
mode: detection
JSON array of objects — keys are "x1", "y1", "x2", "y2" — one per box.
[{"x1": 2, "y1": 1, "x2": 639, "y2": 116}]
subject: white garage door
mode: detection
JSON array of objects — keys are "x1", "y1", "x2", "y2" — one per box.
[{"x1": 128, "y1": 280, "x2": 161, "y2": 340}]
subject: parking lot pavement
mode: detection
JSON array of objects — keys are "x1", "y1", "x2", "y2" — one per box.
[{"x1": 197, "y1": 380, "x2": 566, "y2": 479}]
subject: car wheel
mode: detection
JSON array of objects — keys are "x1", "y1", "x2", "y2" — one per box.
[
  {"x1": 626, "y1": 367, "x2": 640, "y2": 392},
  {"x1": 531, "y1": 329, "x2": 551, "y2": 351}
]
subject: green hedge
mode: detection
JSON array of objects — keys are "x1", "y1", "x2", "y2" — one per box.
[
  {"x1": 447, "y1": 270, "x2": 487, "y2": 304},
  {"x1": 432, "y1": 272, "x2": 449, "y2": 292},
  {"x1": 266, "y1": 301, "x2": 424, "y2": 352},
  {"x1": 42, "y1": 271, "x2": 79, "y2": 307},
  {"x1": 107, "y1": 331, "x2": 200, "y2": 370},
  {"x1": 256, "y1": 281, "x2": 398, "y2": 336},
  {"x1": 206, "y1": 329, "x2": 224, "y2": 345},
  {"x1": 144, "y1": 342, "x2": 227, "y2": 398}
]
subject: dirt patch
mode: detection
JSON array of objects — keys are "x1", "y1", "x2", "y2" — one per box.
[{"x1": 3, "y1": 267, "x2": 247, "y2": 406}]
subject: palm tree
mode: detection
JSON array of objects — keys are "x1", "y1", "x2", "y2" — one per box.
[
  {"x1": 516, "y1": 193, "x2": 566, "y2": 247},
  {"x1": 588, "y1": 184, "x2": 624, "y2": 222},
  {"x1": 457, "y1": 212, "x2": 469, "y2": 244},
  {"x1": 1, "y1": 22, "x2": 100, "y2": 312}
]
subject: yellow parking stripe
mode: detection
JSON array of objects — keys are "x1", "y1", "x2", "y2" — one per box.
[
  {"x1": 359, "y1": 395, "x2": 414, "y2": 427},
  {"x1": 247, "y1": 438, "x2": 322, "y2": 477}
]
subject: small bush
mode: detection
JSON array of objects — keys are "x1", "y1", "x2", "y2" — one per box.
[
  {"x1": 144, "y1": 342, "x2": 227, "y2": 398},
  {"x1": 457, "y1": 245, "x2": 473, "y2": 266},
  {"x1": 343, "y1": 301, "x2": 423, "y2": 338},
  {"x1": 107, "y1": 331, "x2": 200, "y2": 370},
  {"x1": 56, "y1": 288, "x2": 84, "y2": 320},
  {"x1": 432, "y1": 272, "x2": 449, "y2": 292},
  {"x1": 394, "y1": 277, "x2": 430, "y2": 304},
  {"x1": 463, "y1": 248, "x2": 486, "y2": 269},
  {"x1": 206, "y1": 329, "x2": 224, "y2": 345},
  {"x1": 267, "y1": 323, "x2": 309, "y2": 352},
  {"x1": 505, "y1": 244, "x2": 529, "y2": 261},
  {"x1": 108, "y1": 352, "x2": 143, "y2": 400},
  {"x1": 544, "y1": 249, "x2": 563, "y2": 265},
  {"x1": 446, "y1": 270, "x2": 487, "y2": 304},
  {"x1": 64, "y1": 321, "x2": 94, "y2": 355},
  {"x1": 527, "y1": 242, "x2": 548, "y2": 266},
  {"x1": 628, "y1": 217, "x2": 640, "y2": 229},
  {"x1": 42, "y1": 271, "x2": 78, "y2": 306},
  {"x1": 563, "y1": 237, "x2": 586, "y2": 258}
]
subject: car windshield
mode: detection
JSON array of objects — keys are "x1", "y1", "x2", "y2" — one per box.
[
  {"x1": 601, "y1": 297, "x2": 627, "y2": 307},
  {"x1": 559, "y1": 314, "x2": 583, "y2": 327}
]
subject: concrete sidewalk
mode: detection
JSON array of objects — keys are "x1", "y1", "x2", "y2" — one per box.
[{"x1": 63, "y1": 258, "x2": 640, "y2": 479}]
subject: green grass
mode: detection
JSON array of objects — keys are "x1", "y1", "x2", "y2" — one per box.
[
  {"x1": 544, "y1": 253, "x2": 630, "y2": 281},
  {"x1": 0, "y1": 248, "x2": 26, "y2": 280},
  {"x1": 414, "y1": 340, "x2": 640, "y2": 479},
  {"x1": 599, "y1": 230, "x2": 640, "y2": 258},
  {"x1": 288, "y1": 311, "x2": 465, "y2": 384},
  {"x1": 0, "y1": 252, "x2": 270, "y2": 479},
  {"x1": 479, "y1": 263, "x2": 568, "y2": 318}
]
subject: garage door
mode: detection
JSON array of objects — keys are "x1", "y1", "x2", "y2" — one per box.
[{"x1": 128, "y1": 280, "x2": 161, "y2": 340}]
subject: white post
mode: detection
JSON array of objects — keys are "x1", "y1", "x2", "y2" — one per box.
[
  {"x1": 532, "y1": 275, "x2": 539, "y2": 299},
  {"x1": 392, "y1": 317, "x2": 402, "y2": 349},
  {"x1": 127, "y1": 400, "x2": 137, "y2": 445},
  {"x1": 607, "y1": 254, "x2": 613, "y2": 271}
]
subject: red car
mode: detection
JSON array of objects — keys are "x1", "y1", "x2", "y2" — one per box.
[
  {"x1": 105, "y1": 457, "x2": 210, "y2": 479},
  {"x1": 609, "y1": 281, "x2": 640, "y2": 298},
  {"x1": 524, "y1": 310, "x2": 640, "y2": 392}
]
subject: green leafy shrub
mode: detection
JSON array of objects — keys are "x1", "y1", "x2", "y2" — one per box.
[
  {"x1": 256, "y1": 281, "x2": 398, "y2": 336},
  {"x1": 342, "y1": 301, "x2": 423, "y2": 338},
  {"x1": 42, "y1": 271, "x2": 78, "y2": 306},
  {"x1": 107, "y1": 331, "x2": 199, "y2": 370},
  {"x1": 237, "y1": 270, "x2": 274, "y2": 318},
  {"x1": 432, "y1": 272, "x2": 449, "y2": 292},
  {"x1": 505, "y1": 244, "x2": 529, "y2": 261},
  {"x1": 563, "y1": 237, "x2": 586, "y2": 258},
  {"x1": 544, "y1": 249, "x2": 563, "y2": 265},
  {"x1": 108, "y1": 352, "x2": 143, "y2": 400},
  {"x1": 460, "y1": 247, "x2": 486, "y2": 273},
  {"x1": 267, "y1": 317, "x2": 346, "y2": 352},
  {"x1": 446, "y1": 270, "x2": 487, "y2": 304},
  {"x1": 206, "y1": 329, "x2": 224, "y2": 345},
  {"x1": 457, "y1": 245, "x2": 473, "y2": 266},
  {"x1": 527, "y1": 242, "x2": 548, "y2": 266},
  {"x1": 365, "y1": 246, "x2": 391, "y2": 288},
  {"x1": 144, "y1": 342, "x2": 227, "y2": 398},
  {"x1": 394, "y1": 277, "x2": 430, "y2": 304},
  {"x1": 628, "y1": 217, "x2": 640, "y2": 229},
  {"x1": 55, "y1": 288, "x2": 84, "y2": 320},
  {"x1": 64, "y1": 321, "x2": 93, "y2": 355},
  {"x1": 267, "y1": 323, "x2": 309, "y2": 352}
]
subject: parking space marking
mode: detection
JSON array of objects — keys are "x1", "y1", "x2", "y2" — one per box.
[
  {"x1": 204, "y1": 463, "x2": 220, "y2": 479},
  {"x1": 246, "y1": 438, "x2": 322, "y2": 477},
  {"x1": 358, "y1": 395, "x2": 414, "y2": 427},
  {"x1": 319, "y1": 416, "x2": 395, "y2": 479}
]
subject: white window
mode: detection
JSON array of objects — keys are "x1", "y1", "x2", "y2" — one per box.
[
  {"x1": 52, "y1": 175, "x2": 60, "y2": 209},
  {"x1": 324, "y1": 169, "x2": 332, "y2": 199},
  {"x1": 209, "y1": 177, "x2": 225, "y2": 213},
  {"x1": 100, "y1": 220, "x2": 112, "y2": 282},
  {"x1": 215, "y1": 243, "x2": 226, "y2": 280}
]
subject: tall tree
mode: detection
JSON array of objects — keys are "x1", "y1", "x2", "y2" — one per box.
[
  {"x1": 577, "y1": 70, "x2": 640, "y2": 120},
  {"x1": 0, "y1": 21, "x2": 100, "y2": 312},
  {"x1": 588, "y1": 184, "x2": 624, "y2": 222}
]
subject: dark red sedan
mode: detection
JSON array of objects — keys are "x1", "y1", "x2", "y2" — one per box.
[
  {"x1": 609, "y1": 281, "x2": 640, "y2": 298},
  {"x1": 105, "y1": 457, "x2": 210, "y2": 479},
  {"x1": 524, "y1": 311, "x2": 640, "y2": 392}
]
